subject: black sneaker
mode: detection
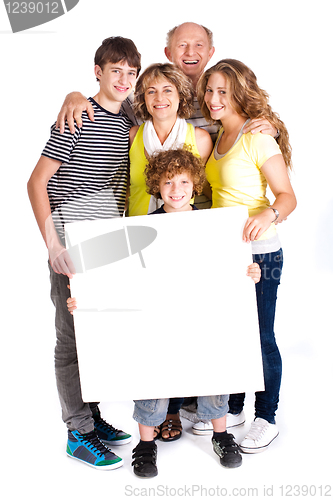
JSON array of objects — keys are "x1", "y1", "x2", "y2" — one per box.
[
  {"x1": 92, "y1": 407, "x2": 132, "y2": 446},
  {"x1": 132, "y1": 440, "x2": 158, "y2": 478},
  {"x1": 212, "y1": 433, "x2": 242, "y2": 468}
]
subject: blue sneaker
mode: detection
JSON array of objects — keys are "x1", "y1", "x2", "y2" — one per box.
[
  {"x1": 92, "y1": 408, "x2": 132, "y2": 446},
  {"x1": 67, "y1": 430, "x2": 123, "y2": 470}
]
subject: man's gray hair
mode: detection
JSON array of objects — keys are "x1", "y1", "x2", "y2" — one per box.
[{"x1": 166, "y1": 24, "x2": 214, "y2": 49}]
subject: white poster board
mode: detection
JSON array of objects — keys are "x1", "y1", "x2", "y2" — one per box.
[{"x1": 65, "y1": 206, "x2": 264, "y2": 402}]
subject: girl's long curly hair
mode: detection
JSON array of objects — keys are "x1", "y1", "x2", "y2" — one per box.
[{"x1": 197, "y1": 59, "x2": 292, "y2": 170}]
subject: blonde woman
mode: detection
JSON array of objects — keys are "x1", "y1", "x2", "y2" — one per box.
[
  {"x1": 127, "y1": 63, "x2": 213, "y2": 216},
  {"x1": 197, "y1": 59, "x2": 296, "y2": 452}
]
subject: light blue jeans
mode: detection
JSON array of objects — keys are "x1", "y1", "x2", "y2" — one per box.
[{"x1": 133, "y1": 395, "x2": 229, "y2": 427}]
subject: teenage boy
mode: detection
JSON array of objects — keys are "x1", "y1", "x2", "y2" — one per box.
[{"x1": 27, "y1": 37, "x2": 141, "y2": 470}]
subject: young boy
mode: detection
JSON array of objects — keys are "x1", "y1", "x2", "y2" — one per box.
[
  {"x1": 27, "y1": 37, "x2": 141, "y2": 470},
  {"x1": 67, "y1": 148, "x2": 260, "y2": 476},
  {"x1": 145, "y1": 147, "x2": 205, "y2": 214}
]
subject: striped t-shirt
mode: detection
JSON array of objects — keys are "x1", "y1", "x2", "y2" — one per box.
[{"x1": 43, "y1": 97, "x2": 132, "y2": 242}]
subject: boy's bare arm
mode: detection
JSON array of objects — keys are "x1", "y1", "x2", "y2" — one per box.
[
  {"x1": 56, "y1": 92, "x2": 95, "y2": 135},
  {"x1": 27, "y1": 156, "x2": 58, "y2": 243},
  {"x1": 27, "y1": 156, "x2": 75, "y2": 277}
]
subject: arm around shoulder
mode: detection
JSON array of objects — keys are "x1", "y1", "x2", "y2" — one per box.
[
  {"x1": 243, "y1": 118, "x2": 277, "y2": 138},
  {"x1": 56, "y1": 92, "x2": 94, "y2": 135}
]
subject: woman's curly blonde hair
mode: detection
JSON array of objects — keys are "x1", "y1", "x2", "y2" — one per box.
[
  {"x1": 133, "y1": 63, "x2": 195, "y2": 122},
  {"x1": 145, "y1": 148, "x2": 206, "y2": 199},
  {"x1": 197, "y1": 59, "x2": 292, "y2": 169}
]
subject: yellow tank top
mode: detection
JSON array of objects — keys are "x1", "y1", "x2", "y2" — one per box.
[{"x1": 128, "y1": 123, "x2": 200, "y2": 217}]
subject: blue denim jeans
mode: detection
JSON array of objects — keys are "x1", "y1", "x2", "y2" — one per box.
[
  {"x1": 133, "y1": 394, "x2": 229, "y2": 427},
  {"x1": 228, "y1": 248, "x2": 283, "y2": 424},
  {"x1": 49, "y1": 263, "x2": 96, "y2": 433},
  {"x1": 168, "y1": 397, "x2": 184, "y2": 414}
]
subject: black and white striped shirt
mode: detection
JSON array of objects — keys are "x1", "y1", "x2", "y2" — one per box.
[{"x1": 43, "y1": 98, "x2": 132, "y2": 242}]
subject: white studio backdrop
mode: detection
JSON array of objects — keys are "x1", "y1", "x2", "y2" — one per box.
[{"x1": 1, "y1": 0, "x2": 332, "y2": 496}]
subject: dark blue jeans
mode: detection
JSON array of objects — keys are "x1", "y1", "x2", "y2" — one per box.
[
  {"x1": 167, "y1": 398, "x2": 184, "y2": 414},
  {"x1": 229, "y1": 248, "x2": 283, "y2": 424}
]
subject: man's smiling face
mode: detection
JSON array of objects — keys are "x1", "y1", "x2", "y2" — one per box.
[{"x1": 165, "y1": 23, "x2": 215, "y2": 86}]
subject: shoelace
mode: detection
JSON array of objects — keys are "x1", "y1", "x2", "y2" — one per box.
[
  {"x1": 80, "y1": 431, "x2": 110, "y2": 457},
  {"x1": 94, "y1": 417, "x2": 120, "y2": 434},
  {"x1": 246, "y1": 420, "x2": 269, "y2": 441}
]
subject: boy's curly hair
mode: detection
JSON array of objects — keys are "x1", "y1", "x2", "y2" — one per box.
[{"x1": 145, "y1": 148, "x2": 206, "y2": 199}]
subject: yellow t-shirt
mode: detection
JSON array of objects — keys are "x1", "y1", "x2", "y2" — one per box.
[
  {"x1": 128, "y1": 122, "x2": 200, "y2": 217},
  {"x1": 205, "y1": 129, "x2": 282, "y2": 240}
]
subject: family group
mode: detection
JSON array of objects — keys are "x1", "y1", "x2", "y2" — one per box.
[{"x1": 27, "y1": 22, "x2": 296, "y2": 478}]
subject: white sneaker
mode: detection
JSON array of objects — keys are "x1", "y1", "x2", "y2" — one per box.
[
  {"x1": 240, "y1": 418, "x2": 279, "y2": 453},
  {"x1": 192, "y1": 411, "x2": 245, "y2": 435},
  {"x1": 192, "y1": 420, "x2": 213, "y2": 435},
  {"x1": 226, "y1": 410, "x2": 246, "y2": 428}
]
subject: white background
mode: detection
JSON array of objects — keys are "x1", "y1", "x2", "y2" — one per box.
[{"x1": 1, "y1": 1, "x2": 332, "y2": 498}]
